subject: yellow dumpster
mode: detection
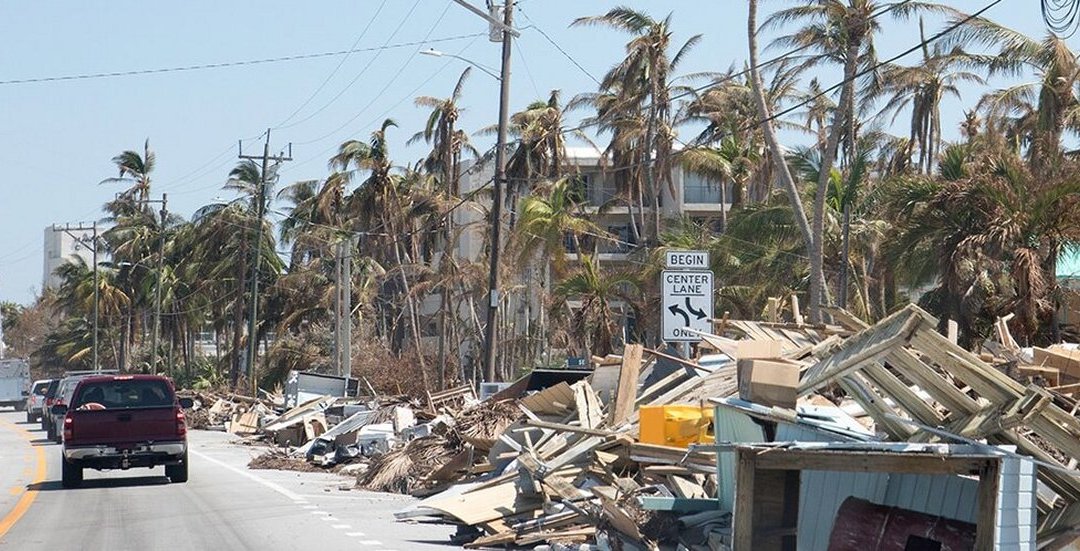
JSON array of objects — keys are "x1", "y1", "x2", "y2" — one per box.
[{"x1": 638, "y1": 404, "x2": 714, "y2": 448}]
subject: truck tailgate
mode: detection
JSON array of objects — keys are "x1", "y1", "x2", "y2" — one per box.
[{"x1": 66, "y1": 407, "x2": 179, "y2": 446}]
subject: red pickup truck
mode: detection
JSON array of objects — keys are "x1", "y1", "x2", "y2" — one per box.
[{"x1": 53, "y1": 374, "x2": 193, "y2": 488}]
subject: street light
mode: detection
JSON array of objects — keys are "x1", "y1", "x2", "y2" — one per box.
[
  {"x1": 419, "y1": 49, "x2": 502, "y2": 81},
  {"x1": 422, "y1": 2, "x2": 514, "y2": 384}
]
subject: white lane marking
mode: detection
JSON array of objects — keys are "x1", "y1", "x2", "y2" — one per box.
[
  {"x1": 302, "y1": 505, "x2": 317, "y2": 509},
  {"x1": 310, "y1": 510, "x2": 329, "y2": 515},
  {"x1": 345, "y1": 532, "x2": 366, "y2": 537},
  {"x1": 358, "y1": 541, "x2": 383, "y2": 546},
  {"x1": 332, "y1": 524, "x2": 352, "y2": 529},
  {"x1": 189, "y1": 449, "x2": 304, "y2": 501},
  {"x1": 320, "y1": 516, "x2": 335, "y2": 521}
]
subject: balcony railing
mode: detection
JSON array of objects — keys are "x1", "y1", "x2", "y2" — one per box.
[{"x1": 683, "y1": 183, "x2": 725, "y2": 204}]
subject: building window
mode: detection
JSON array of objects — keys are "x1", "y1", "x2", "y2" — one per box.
[{"x1": 683, "y1": 172, "x2": 732, "y2": 204}]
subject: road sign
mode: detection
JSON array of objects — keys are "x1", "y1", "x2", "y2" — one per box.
[
  {"x1": 661, "y1": 269, "x2": 713, "y2": 342},
  {"x1": 665, "y1": 250, "x2": 709, "y2": 269}
]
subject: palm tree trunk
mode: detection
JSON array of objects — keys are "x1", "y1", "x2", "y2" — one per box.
[
  {"x1": 389, "y1": 217, "x2": 430, "y2": 392},
  {"x1": 646, "y1": 103, "x2": 660, "y2": 245},
  {"x1": 747, "y1": 0, "x2": 817, "y2": 312},
  {"x1": 809, "y1": 37, "x2": 859, "y2": 323},
  {"x1": 231, "y1": 245, "x2": 248, "y2": 387}
]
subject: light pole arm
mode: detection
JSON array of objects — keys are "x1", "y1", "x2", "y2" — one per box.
[{"x1": 451, "y1": 0, "x2": 519, "y2": 37}]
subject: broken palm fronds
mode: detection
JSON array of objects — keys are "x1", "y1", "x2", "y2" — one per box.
[
  {"x1": 360, "y1": 429, "x2": 465, "y2": 494},
  {"x1": 184, "y1": 408, "x2": 210, "y2": 430},
  {"x1": 248, "y1": 447, "x2": 327, "y2": 473},
  {"x1": 454, "y1": 399, "x2": 522, "y2": 450}
]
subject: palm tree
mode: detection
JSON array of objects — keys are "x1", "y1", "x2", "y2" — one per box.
[
  {"x1": 873, "y1": 22, "x2": 983, "y2": 174},
  {"x1": 573, "y1": 8, "x2": 701, "y2": 244},
  {"x1": 516, "y1": 178, "x2": 606, "y2": 276},
  {"x1": 747, "y1": 0, "x2": 818, "y2": 320},
  {"x1": 333, "y1": 122, "x2": 437, "y2": 389},
  {"x1": 951, "y1": 19, "x2": 1080, "y2": 175},
  {"x1": 410, "y1": 73, "x2": 478, "y2": 389},
  {"x1": 101, "y1": 139, "x2": 156, "y2": 205},
  {"x1": 762, "y1": 0, "x2": 956, "y2": 320},
  {"x1": 553, "y1": 257, "x2": 641, "y2": 358}
]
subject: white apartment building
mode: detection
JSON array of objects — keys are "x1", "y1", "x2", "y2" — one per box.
[{"x1": 42, "y1": 226, "x2": 96, "y2": 292}]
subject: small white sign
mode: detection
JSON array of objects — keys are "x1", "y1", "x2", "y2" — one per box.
[
  {"x1": 665, "y1": 250, "x2": 709, "y2": 270},
  {"x1": 661, "y1": 270, "x2": 714, "y2": 342}
]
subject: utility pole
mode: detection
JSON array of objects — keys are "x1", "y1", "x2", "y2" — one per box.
[
  {"x1": 481, "y1": 0, "x2": 513, "y2": 384},
  {"x1": 342, "y1": 236, "x2": 354, "y2": 379},
  {"x1": 54, "y1": 223, "x2": 100, "y2": 372},
  {"x1": 138, "y1": 194, "x2": 168, "y2": 375},
  {"x1": 239, "y1": 130, "x2": 291, "y2": 393},
  {"x1": 333, "y1": 240, "x2": 342, "y2": 376}
]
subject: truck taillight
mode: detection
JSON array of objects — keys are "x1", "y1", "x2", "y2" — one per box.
[
  {"x1": 63, "y1": 414, "x2": 73, "y2": 441},
  {"x1": 176, "y1": 410, "x2": 187, "y2": 437}
]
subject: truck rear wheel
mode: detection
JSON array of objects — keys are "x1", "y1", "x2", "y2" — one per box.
[
  {"x1": 166, "y1": 452, "x2": 188, "y2": 483},
  {"x1": 61, "y1": 458, "x2": 82, "y2": 488},
  {"x1": 26, "y1": 411, "x2": 33, "y2": 423},
  {"x1": 46, "y1": 422, "x2": 55, "y2": 441}
]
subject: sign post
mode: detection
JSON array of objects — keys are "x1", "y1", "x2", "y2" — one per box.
[{"x1": 661, "y1": 250, "x2": 714, "y2": 343}]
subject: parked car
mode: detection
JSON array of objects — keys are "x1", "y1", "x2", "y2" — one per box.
[
  {"x1": 41, "y1": 379, "x2": 60, "y2": 433},
  {"x1": 54, "y1": 374, "x2": 193, "y2": 488},
  {"x1": 25, "y1": 379, "x2": 53, "y2": 423}
]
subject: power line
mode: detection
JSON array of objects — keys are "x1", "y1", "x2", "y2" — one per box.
[
  {"x1": 0, "y1": 32, "x2": 484, "y2": 86},
  {"x1": 517, "y1": 6, "x2": 601, "y2": 86},
  {"x1": 1043, "y1": 0, "x2": 1080, "y2": 37},
  {"x1": 272, "y1": 0, "x2": 427, "y2": 131},
  {"x1": 274, "y1": 0, "x2": 390, "y2": 128},
  {"x1": 290, "y1": 1, "x2": 456, "y2": 147},
  {"x1": 547, "y1": 0, "x2": 999, "y2": 181}
]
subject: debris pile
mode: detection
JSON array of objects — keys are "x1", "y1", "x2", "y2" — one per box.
[{"x1": 179, "y1": 302, "x2": 1080, "y2": 549}]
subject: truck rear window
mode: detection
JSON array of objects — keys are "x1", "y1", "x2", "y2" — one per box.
[
  {"x1": 32, "y1": 382, "x2": 51, "y2": 395},
  {"x1": 73, "y1": 380, "x2": 174, "y2": 410}
]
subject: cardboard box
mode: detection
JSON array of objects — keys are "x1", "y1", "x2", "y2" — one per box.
[
  {"x1": 737, "y1": 358, "x2": 799, "y2": 409},
  {"x1": 736, "y1": 339, "x2": 783, "y2": 360}
]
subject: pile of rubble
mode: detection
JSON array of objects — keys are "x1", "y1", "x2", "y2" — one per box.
[
  {"x1": 181, "y1": 302, "x2": 1080, "y2": 549},
  {"x1": 393, "y1": 305, "x2": 1080, "y2": 550}
]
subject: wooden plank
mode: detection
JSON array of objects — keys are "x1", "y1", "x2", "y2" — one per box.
[
  {"x1": 520, "y1": 382, "x2": 575, "y2": 415},
  {"x1": 751, "y1": 449, "x2": 991, "y2": 475},
  {"x1": 609, "y1": 344, "x2": 642, "y2": 426},
  {"x1": 515, "y1": 527, "x2": 596, "y2": 546},
  {"x1": 766, "y1": 297, "x2": 780, "y2": 322},
  {"x1": 974, "y1": 459, "x2": 1001, "y2": 551},
  {"x1": 790, "y1": 294, "x2": 803, "y2": 325},
  {"x1": 733, "y1": 449, "x2": 756, "y2": 550},
  {"x1": 800, "y1": 307, "x2": 925, "y2": 394},
  {"x1": 520, "y1": 419, "x2": 616, "y2": 438},
  {"x1": 424, "y1": 480, "x2": 542, "y2": 525},
  {"x1": 884, "y1": 347, "x2": 980, "y2": 414},
  {"x1": 639, "y1": 496, "x2": 719, "y2": 512},
  {"x1": 863, "y1": 362, "x2": 943, "y2": 425},
  {"x1": 668, "y1": 475, "x2": 708, "y2": 499},
  {"x1": 572, "y1": 381, "x2": 603, "y2": 429}
]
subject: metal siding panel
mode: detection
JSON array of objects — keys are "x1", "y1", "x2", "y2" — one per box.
[
  {"x1": 882, "y1": 473, "x2": 978, "y2": 523},
  {"x1": 798, "y1": 470, "x2": 889, "y2": 551},
  {"x1": 712, "y1": 407, "x2": 765, "y2": 511}
]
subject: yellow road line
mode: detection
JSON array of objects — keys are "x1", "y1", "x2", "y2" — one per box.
[{"x1": 0, "y1": 420, "x2": 47, "y2": 540}]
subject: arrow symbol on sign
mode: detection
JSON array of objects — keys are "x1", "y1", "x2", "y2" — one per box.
[
  {"x1": 668, "y1": 304, "x2": 690, "y2": 326},
  {"x1": 685, "y1": 297, "x2": 707, "y2": 320}
]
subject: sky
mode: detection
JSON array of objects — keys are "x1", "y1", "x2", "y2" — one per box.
[{"x1": 0, "y1": 0, "x2": 1056, "y2": 305}]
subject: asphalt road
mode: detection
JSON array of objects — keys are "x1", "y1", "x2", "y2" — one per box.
[{"x1": 0, "y1": 409, "x2": 456, "y2": 550}]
